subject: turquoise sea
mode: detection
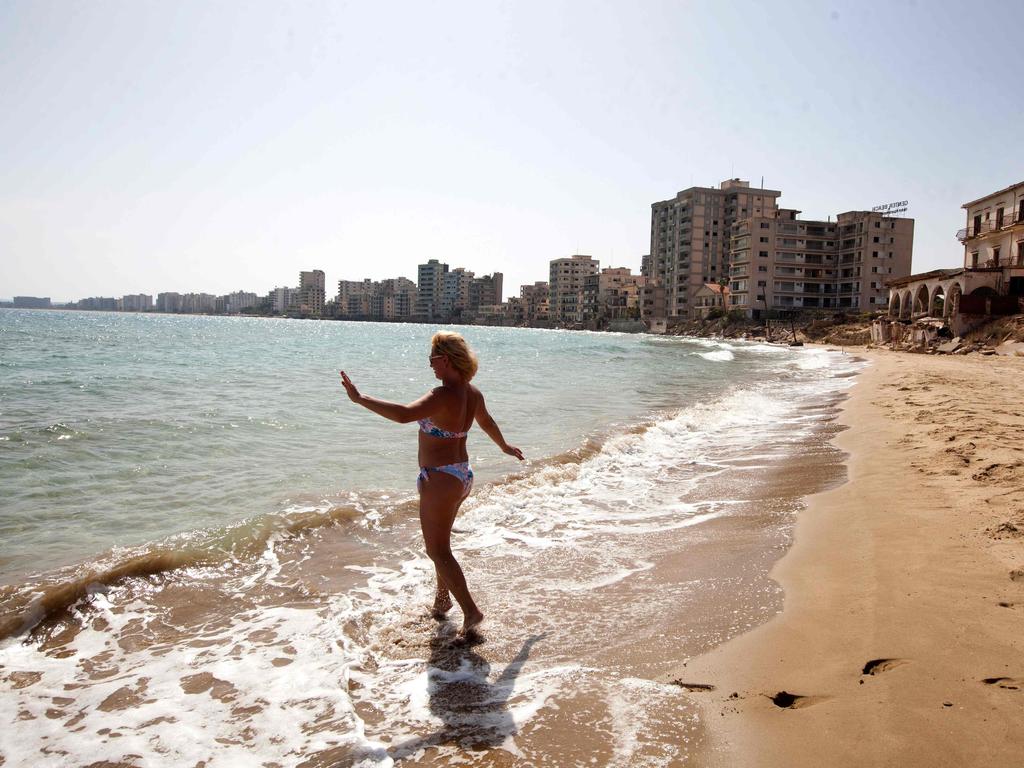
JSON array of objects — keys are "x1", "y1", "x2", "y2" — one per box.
[{"x1": 0, "y1": 309, "x2": 860, "y2": 766}]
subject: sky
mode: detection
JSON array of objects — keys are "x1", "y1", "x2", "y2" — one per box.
[{"x1": 2, "y1": 0, "x2": 1021, "y2": 303}]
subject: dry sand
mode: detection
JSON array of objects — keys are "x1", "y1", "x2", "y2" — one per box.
[{"x1": 681, "y1": 349, "x2": 1024, "y2": 767}]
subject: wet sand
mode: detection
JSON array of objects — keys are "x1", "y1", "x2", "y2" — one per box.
[{"x1": 685, "y1": 350, "x2": 1024, "y2": 766}]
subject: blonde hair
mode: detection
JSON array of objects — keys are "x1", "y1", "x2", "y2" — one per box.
[{"x1": 431, "y1": 331, "x2": 478, "y2": 381}]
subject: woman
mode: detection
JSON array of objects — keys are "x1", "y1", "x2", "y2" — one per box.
[{"x1": 339, "y1": 331, "x2": 523, "y2": 638}]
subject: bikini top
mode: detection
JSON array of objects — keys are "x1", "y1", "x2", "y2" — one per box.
[{"x1": 417, "y1": 417, "x2": 469, "y2": 439}]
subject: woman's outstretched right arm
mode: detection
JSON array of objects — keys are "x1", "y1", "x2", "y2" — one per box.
[
  {"x1": 474, "y1": 392, "x2": 524, "y2": 461},
  {"x1": 340, "y1": 371, "x2": 437, "y2": 424}
]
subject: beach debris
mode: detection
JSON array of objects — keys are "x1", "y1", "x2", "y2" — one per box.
[
  {"x1": 943, "y1": 701, "x2": 953, "y2": 707},
  {"x1": 861, "y1": 658, "x2": 910, "y2": 676},
  {"x1": 770, "y1": 691, "x2": 811, "y2": 709},
  {"x1": 982, "y1": 677, "x2": 1021, "y2": 690},
  {"x1": 937, "y1": 337, "x2": 962, "y2": 354},
  {"x1": 671, "y1": 680, "x2": 715, "y2": 692},
  {"x1": 1009, "y1": 569, "x2": 1024, "y2": 583}
]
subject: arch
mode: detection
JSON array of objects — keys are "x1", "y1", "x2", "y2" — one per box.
[
  {"x1": 899, "y1": 290, "x2": 913, "y2": 320},
  {"x1": 929, "y1": 284, "x2": 946, "y2": 318},
  {"x1": 945, "y1": 282, "x2": 962, "y2": 318},
  {"x1": 912, "y1": 284, "x2": 930, "y2": 317},
  {"x1": 888, "y1": 290, "x2": 900, "y2": 317}
]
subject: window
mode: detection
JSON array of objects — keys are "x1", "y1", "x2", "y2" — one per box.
[
  {"x1": 760, "y1": 236, "x2": 769, "y2": 243},
  {"x1": 873, "y1": 236, "x2": 880, "y2": 243},
  {"x1": 874, "y1": 221, "x2": 880, "y2": 228},
  {"x1": 759, "y1": 251, "x2": 769, "y2": 258},
  {"x1": 757, "y1": 280, "x2": 766, "y2": 287},
  {"x1": 872, "y1": 266, "x2": 878, "y2": 273},
  {"x1": 889, "y1": 237, "x2": 894, "y2": 244},
  {"x1": 993, "y1": 247, "x2": 1001, "y2": 266},
  {"x1": 872, "y1": 251, "x2": 878, "y2": 258},
  {"x1": 758, "y1": 265, "x2": 768, "y2": 272},
  {"x1": 760, "y1": 222, "x2": 770, "y2": 229}
]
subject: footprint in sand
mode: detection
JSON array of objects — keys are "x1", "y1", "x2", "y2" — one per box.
[
  {"x1": 982, "y1": 677, "x2": 1022, "y2": 690},
  {"x1": 769, "y1": 691, "x2": 830, "y2": 709},
  {"x1": 862, "y1": 658, "x2": 910, "y2": 676}
]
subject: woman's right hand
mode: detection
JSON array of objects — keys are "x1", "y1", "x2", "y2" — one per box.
[{"x1": 339, "y1": 371, "x2": 361, "y2": 404}]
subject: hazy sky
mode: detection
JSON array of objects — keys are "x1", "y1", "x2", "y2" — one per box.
[{"x1": 2, "y1": 0, "x2": 1021, "y2": 302}]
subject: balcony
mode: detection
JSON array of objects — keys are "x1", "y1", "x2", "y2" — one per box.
[{"x1": 957, "y1": 209, "x2": 1023, "y2": 242}]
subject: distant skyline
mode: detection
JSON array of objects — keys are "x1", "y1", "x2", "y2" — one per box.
[{"x1": 3, "y1": 0, "x2": 1021, "y2": 302}]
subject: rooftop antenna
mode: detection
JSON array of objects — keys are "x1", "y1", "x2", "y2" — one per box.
[{"x1": 760, "y1": 175, "x2": 764, "y2": 189}]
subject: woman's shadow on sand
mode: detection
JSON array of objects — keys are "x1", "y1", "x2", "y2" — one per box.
[{"x1": 386, "y1": 629, "x2": 547, "y2": 761}]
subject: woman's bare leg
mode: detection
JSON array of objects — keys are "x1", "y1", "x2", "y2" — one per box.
[{"x1": 419, "y1": 473, "x2": 482, "y2": 635}]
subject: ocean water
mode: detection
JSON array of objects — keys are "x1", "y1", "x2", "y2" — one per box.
[{"x1": 0, "y1": 309, "x2": 861, "y2": 766}]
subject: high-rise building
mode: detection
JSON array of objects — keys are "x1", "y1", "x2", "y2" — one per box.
[
  {"x1": 442, "y1": 268, "x2": 474, "y2": 320},
  {"x1": 299, "y1": 270, "x2": 326, "y2": 317},
  {"x1": 469, "y1": 273, "x2": 503, "y2": 311},
  {"x1": 520, "y1": 282, "x2": 550, "y2": 326},
  {"x1": 121, "y1": 294, "x2": 153, "y2": 312},
  {"x1": 13, "y1": 296, "x2": 51, "y2": 309},
  {"x1": 157, "y1": 292, "x2": 182, "y2": 313},
  {"x1": 648, "y1": 179, "x2": 782, "y2": 319},
  {"x1": 269, "y1": 286, "x2": 299, "y2": 314},
  {"x1": 416, "y1": 260, "x2": 449, "y2": 320},
  {"x1": 549, "y1": 255, "x2": 599, "y2": 324},
  {"x1": 728, "y1": 208, "x2": 914, "y2": 316}
]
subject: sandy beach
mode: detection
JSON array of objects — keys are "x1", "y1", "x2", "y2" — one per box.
[{"x1": 684, "y1": 349, "x2": 1024, "y2": 766}]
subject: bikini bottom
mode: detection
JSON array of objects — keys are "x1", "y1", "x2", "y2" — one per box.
[{"x1": 417, "y1": 461, "x2": 474, "y2": 496}]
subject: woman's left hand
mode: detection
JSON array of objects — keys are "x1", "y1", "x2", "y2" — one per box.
[
  {"x1": 339, "y1": 371, "x2": 361, "y2": 403},
  {"x1": 503, "y1": 444, "x2": 525, "y2": 461}
]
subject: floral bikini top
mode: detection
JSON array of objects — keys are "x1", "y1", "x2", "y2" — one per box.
[{"x1": 417, "y1": 417, "x2": 469, "y2": 439}]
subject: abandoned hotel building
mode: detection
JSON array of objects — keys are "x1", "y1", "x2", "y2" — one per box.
[{"x1": 885, "y1": 180, "x2": 1024, "y2": 336}]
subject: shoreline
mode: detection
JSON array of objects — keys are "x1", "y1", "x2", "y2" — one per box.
[{"x1": 683, "y1": 348, "x2": 1024, "y2": 766}]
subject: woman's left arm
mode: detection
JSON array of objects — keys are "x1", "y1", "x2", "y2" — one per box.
[{"x1": 340, "y1": 371, "x2": 437, "y2": 424}]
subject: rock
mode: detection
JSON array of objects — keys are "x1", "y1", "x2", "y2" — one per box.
[{"x1": 937, "y1": 337, "x2": 962, "y2": 354}]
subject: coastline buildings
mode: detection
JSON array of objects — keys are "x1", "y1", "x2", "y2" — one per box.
[
  {"x1": 298, "y1": 270, "x2": 325, "y2": 317},
  {"x1": 581, "y1": 268, "x2": 646, "y2": 324},
  {"x1": 13, "y1": 296, "x2": 51, "y2": 309},
  {"x1": 337, "y1": 277, "x2": 417, "y2": 320},
  {"x1": 645, "y1": 179, "x2": 915, "y2": 322},
  {"x1": 270, "y1": 286, "x2": 299, "y2": 314},
  {"x1": 647, "y1": 179, "x2": 782, "y2": 319},
  {"x1": 885, "y1": 180, "x2": 1024, "y2": 331},
  {"x1": 729, "y1": 208, "x2": 913, "y2": 315},
  {"x1": 520, "y1": 282, "x2": 550, "y2": 326},
  {"x1": 416, "y1": 259, "x2": 448, "y2": 321},
  {"x1": 549, "y1": 254, "x2": 599, "y2": 324}
]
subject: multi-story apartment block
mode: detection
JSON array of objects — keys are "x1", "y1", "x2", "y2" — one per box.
[
  {"x1": 581, "y1": 268, "x2": 645, "y2": 323},
  {"x1": 377, "y1": 278, "x2": 417, "y2": 321},
  {"x1": 269, "y1": 286, "x2": 299, "y2": 314},
  {"x1": 337, "y1": 277, "x2": 417, "y2": 320},
  {"x1": 13, "y1": 296, "x2": 51, "y2": 309},
  {"x1": 216, "y1": 291, "x2": 257, "y2": 314},
  {"x1": 469, "y1": 273, "x2": 503, "y2": 312},
  {"x1": 520, "y1": 282, "x2": 550, "y2": 326},
  {"x1": 442, "y1": 268, "x2": 474, "y2": 320},
  {"x1": 156, "y1": 292, "x2": 182, "y2": 313},
  {"x1": 120, "y1": 294, "x2": 153, "y2": 312},
  {"x1": 729, "y1": 208, "x2": 913, "y2": 316},
  {"x1": 338, "y1": 279, "x2": 375, "y2": 317},
  {"x1": 648, "y1": 179, "x2": 782, "y2": 319},
  {"x1": 416, "y1": 260, "x2": 449, "y2": 320},
  {"x1": 77, "y1": 297, "x2": 118, "y2": 311},
  {"x1": 299, "y1": 270, "x2": 326, "y2": 317},
  {"x1": 549, "y1": 254, "x2": 599, "y2": 324}
]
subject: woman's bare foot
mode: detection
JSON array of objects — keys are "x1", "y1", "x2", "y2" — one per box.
[
  {"x1": 458, "y1": 609, "x2": 484, "y2": 639},
  {"x1": 431, "y1": 590, "x2": 453, "y2": 619}
]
